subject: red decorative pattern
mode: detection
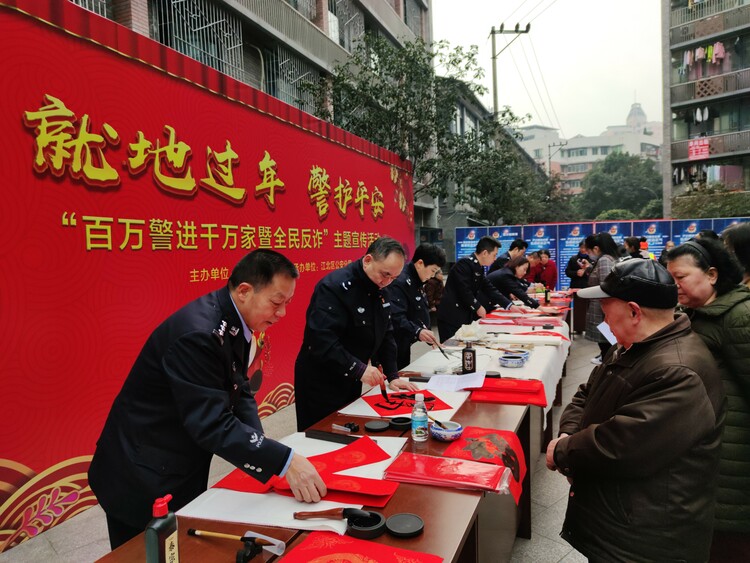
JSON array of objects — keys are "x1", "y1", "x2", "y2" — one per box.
[{"x1": 282, "y1": 532, "x2": 443, "y2": 563}]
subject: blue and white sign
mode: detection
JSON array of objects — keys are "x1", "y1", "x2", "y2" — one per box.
[{"x1": 455, "y1": 227, "x2": 488, "y2": 260}]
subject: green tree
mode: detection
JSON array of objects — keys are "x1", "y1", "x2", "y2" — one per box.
[
  {"x1": 529, "y1": 174, "x2": 578, "y2": 223},
  {"x1": 639, "y1": 199, "x2": 664, "y2": 219},
  {"x1": 440, "y1": 110, "x2": 549, "y2": 224},
  {"x1": 304, "y1": 33, "x2": 486, "y2": 201},
  {"x1": 577, "y1": 152, "x2": 662, "y2": 219},
  {"x1": 595, "y1": 209, "x2": 638, "y2": 221}
]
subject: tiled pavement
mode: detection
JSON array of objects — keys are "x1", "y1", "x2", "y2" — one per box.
[{"x1": 0, "y1": 336, "x2": 598, "y2": 562}]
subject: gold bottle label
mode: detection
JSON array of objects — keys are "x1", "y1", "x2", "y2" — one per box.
[{"x1": 165, "y1": 529, "x2": 179, "y2": 563}]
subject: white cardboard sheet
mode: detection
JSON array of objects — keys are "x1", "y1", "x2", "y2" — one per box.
[
  {"x1": 178, "y1": 434, "x2": 408, "y2": 533},
  {"x1": 176, "y1": 488, "x2": 352, "y2": 535},
  {"x1": 337, "y1": 386, "x2": 469, "y2": 420}
]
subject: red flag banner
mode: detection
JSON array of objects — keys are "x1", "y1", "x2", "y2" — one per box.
[{"x1": 0, "y1": 0, "x2": 413, "y2": 549}]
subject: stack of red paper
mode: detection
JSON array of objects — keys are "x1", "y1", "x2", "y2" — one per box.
[
  {"x1": 512, "y1": 316, "x2": 563, "y2": 326},
  {"x1": 469, "y1": 378, "x2": 547, "y2": 407},
  {"x1": 384, "y1": 452, "x2": 510, "y2": 493}
]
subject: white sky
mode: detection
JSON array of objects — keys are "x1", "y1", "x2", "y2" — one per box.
[{"x1": 430, "y1": 0, "x2": 663, "y2": 138}]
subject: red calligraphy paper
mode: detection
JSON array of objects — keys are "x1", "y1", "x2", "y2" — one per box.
[
  {"x1": 275, "y1": 472, "x2": 398, "y2": 496},
  {"x1": 470, "y1": 388, "x2": 547, "y2": 407},
  {"x1": 469, "y1": 377, "x2": 547, "y2": 407},
  {"x1": 515, "y1": 330, "x2": 570, "y2": 341},
  {"x1": 362, "y1": 389, "x2": 452, "y2": 417},
  {"x1": 281, "y1": 531, "x2": 443, "y2": 562},
  {"x1": 443, "y1": 426, "x2": 526, "y2": 503},
  {"x1": 466, "y1": 378, "x2": 544, "y2": 394},
  {"x1": 213, "y1": 436, "x2": 398, "y2": 505},
  {"x1": 303, "y1": 436, "x2": 391, "y2": 475},
  {"x1": 384, "y1": 452, "x2": 507, "y2": 493},
  {"x1": 512, "y1": 317, "x2": 563, "y2": 327}
]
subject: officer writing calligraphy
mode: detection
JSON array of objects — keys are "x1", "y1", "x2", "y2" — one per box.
[
  {"x1": 385, "y1": 243, "x2": 447, "y2": 369},
  {"x1": 89, "y1": 250, "x2": 327, "y2": 551},
  {"x1": 294, "y1": 236, "x2": 418, "y2": 430},
  {"x1": 437, "y1": 236, "x2": 523, "y2": 342}
]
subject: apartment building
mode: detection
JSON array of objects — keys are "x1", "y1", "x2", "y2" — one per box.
[
  {"x1": 69, "y1": 0, "x2": 433, "y2": 235},
  {"x1": 518, "y1": 103, "x2": 662, "y2": 195},
  {"x1": 663, "y1": 0, "x2": 750, "y2": 216}
]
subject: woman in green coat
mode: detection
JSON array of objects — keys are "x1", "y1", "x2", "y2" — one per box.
[{"x1": 667, "y1": 237, "x2": 750, "y2": 562}]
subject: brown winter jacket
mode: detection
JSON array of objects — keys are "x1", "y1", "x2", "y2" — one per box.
[{"x1": 555, "y1": 314, "x2": 725, "y2": 562}]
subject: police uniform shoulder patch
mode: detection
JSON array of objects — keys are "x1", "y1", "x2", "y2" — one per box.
[{"x1": 212, "y1": 319, "x2": 228, "y2": 345}]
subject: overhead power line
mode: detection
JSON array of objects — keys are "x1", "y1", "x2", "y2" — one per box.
[{"x1": 527, "y1": 36, "x2": 566, "y2": 138}]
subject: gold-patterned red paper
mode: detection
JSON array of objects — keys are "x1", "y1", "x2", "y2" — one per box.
[
  {"x1": 384, "y1": 452, "x2": 506, "y2": 493},
  {"x1": 443, "y1": 427, "x2": 526, "y2": 503},
  {"x1": 362, "y1": 390, "x2": 452, "y2": 417},
  {"x1": 281, "y1": 531, "x2": 443, "y2": 562}
]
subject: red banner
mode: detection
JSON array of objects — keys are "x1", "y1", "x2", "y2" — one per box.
[
  {"x1": 688, "y1": 138, "x2": 709, "y2": 160},
  {"x1": 0, "y1": 0, "x2": 413, "y2": 550}
]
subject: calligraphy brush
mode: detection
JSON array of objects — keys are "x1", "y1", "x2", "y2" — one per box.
[
  {"x1": 421, "y1": 322, "x2": 450, "y2": 360},
  {"x1": 427, "y1": 414, "x2": 446, "y2": 429},
  {"x1": 376, "y1": 363, "x2": 393, "y2": 403}
]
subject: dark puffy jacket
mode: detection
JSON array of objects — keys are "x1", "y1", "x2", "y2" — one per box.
[
  {"x1": 555, "y1": 314, "x2": 725, "y2": 562},
  {"x1": 686, "y1": 285, "x2": 750, "y2": 533}
]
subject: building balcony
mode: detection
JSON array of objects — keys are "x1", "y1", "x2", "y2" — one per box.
[
  {"x1": 671, "y1": 67, "x2": 750, "y2": 105},
  {"x1": 671, "y1": 129, "x2": 750, "y2": 162},
  {"x1": 671, "y1": 0, "x2": 748, "y2": 30}
]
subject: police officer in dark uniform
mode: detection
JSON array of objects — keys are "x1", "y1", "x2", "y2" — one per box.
[
  {"x1": 437, "y1": 236, "x2": 522, "y2": 342},
  {"x1": 89, "y1": 250, "x2": 326, "y2": 551},
  {"x1": 294, "y1": 237, "x2": 418, "y2": 431},
  {"x1": 386, "y1": 243, "x2": 447, "y2": 369},
  {"x1": 488, "y1": 238, "x2": 529, "y2": 273}
]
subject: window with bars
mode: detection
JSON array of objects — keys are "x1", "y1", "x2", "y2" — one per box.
[
  {"x1": 69, "y1": 0, "x2": 111, "y2": 18},
  {"x1": 331, "y1": 0, "x2": 365, "y2": 52},
  {"x1": 149, "y1": 0, "x2": 244, "y2": 82},
  {"x1": 264, "y1": 45, "x2": 317, "y2": 114},
  {"x1": 404, "y1": 0, "x2": 423, "y2": 38},
  {"x1": 284, "y1": 0, "x2": 316, "y2": 22}
]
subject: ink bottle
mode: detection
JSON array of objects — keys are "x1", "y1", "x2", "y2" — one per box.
[
  {"x1": 145, "y1": 494, "x2": 179, "y2": 563},
  {"x1": 462, "y1": 342, "x2": 476, "y2": 374}
]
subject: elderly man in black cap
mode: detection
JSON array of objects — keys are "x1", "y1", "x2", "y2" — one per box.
[{"x1": 546, "y1": 259, "x2": 725, "y2": 563}]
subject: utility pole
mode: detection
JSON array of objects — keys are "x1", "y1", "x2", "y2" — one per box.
[
  {"x1": 490, "y1": 23, "x2": 530, "y2": 120},
  {"x1": 548, "y1": 141, "x2": 567, "y2": 176}
]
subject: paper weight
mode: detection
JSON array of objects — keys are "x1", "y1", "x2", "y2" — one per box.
[
  {"x1": 364, "y1": 420, "x2": 390, "y2": 433},
  {"x1": 347, "y1": 510, "x2": 386, "y2": 539},
  {"x1": 386, "y1": 513, "x2": 424, "y2": 538},
  {"x1": 389, "y1": 416, "x2": 411, "y2": 431}
]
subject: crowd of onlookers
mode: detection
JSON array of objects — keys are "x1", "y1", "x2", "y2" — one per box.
[{"x1": 430, "y1": 223, "x2": 750, "y2": 562}]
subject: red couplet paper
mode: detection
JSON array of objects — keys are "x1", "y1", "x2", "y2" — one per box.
[
  {"x1": 512, "y1": 317, "x2": 563, "y2": 327},
  {"x1": 516, "y1": 330, "x2": 570, "y2": 341},
  {"x1": 443, "y1": 426, "x2": 527, "y2": 503},
  {"x1": 384, "y1": 452, "x2": 507, "y2": 493},
  {"x1": 282, "y1": 531, "x2": 443, "y2": 562},
  {"x1": 213, "y1": 436, "x2": 398, "y2": 506},
  {"x1": 362, "y1": 389, "x2": 452, "y2": 417},
  {"x1": 470, "y1": 378, "x2": 547, "y2": 407}
]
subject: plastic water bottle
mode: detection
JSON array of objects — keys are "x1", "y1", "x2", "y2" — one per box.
[{"x1": 411, "y1": 393, "x2": 428, "y2": 442}]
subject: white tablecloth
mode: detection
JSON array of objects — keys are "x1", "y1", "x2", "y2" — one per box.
[{"x1": 402, "y1": 322, "x2": 570, "y2": 419}]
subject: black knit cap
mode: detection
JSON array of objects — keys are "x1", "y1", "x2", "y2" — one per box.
[{"x1": 577, "y1": 258, "x2": 677, "y2": 309}]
